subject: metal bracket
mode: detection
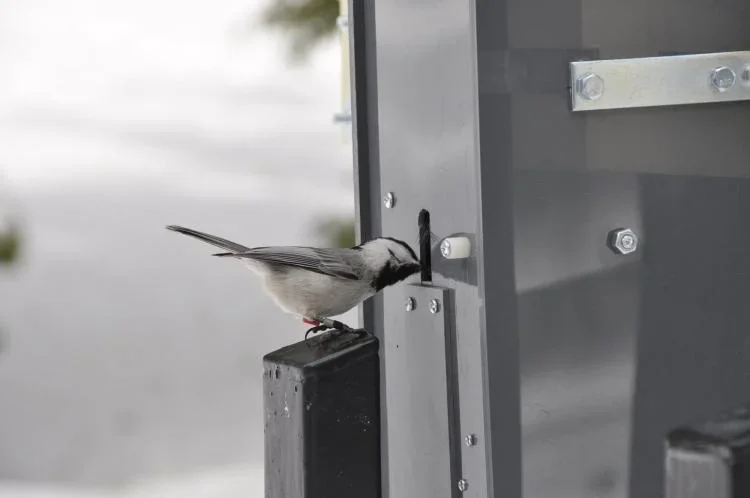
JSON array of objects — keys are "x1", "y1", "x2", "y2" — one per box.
[
  {"x1": 385, "y1": 284, "x2": 461, "y2": 498},
  {"x1": 570, "y1": 51, "x2": 750, "y2": 112}
]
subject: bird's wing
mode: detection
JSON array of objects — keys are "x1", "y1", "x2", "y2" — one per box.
[{"x1": 219, "y1": 246, "x2": 360, "y2": 280}]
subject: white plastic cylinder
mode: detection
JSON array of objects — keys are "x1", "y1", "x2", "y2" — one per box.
[{"x1": 439, "y1": 236, "x2": 471, "y2": 259}]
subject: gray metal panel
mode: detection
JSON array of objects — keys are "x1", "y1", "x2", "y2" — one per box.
[
  {"x1": 384, "y1": 285, "x2": 459, "y2": 498},
  {"x1": 475, "y1": 0, "x2": 750, "y2": 496},
  {"x1": 363, "y1": 0, "x2": 750, "y2": 497},
  {"x1": 371, "y1": 2, "x2": 494, "y2": 498}
]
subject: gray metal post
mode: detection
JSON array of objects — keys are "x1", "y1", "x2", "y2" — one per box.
[{"x1": 264, "y1": 331, "x2": 381, "y2": 498}]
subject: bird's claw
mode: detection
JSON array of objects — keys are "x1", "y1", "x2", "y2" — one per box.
[
  {"x1": 304, "y1": 325, "x2": 329, "y2": 340},
  {"x1": 304, "y1": 319, "x2": 370, "y2": 342}
]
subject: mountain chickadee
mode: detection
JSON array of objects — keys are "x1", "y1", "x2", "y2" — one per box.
[{"x1": 166, "y1": 225, "x2": 421, "y2": 338}]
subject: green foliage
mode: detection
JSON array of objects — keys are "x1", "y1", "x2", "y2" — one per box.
[
  {"x1": 314, "y1": 216, "x2": 356, "y2": 248},
  {"x1": 260, "y1": 0, "x2": 340, "y2": 62},
  {"x1": 0, "y1": 223, "x2": 21, "y2": 266}
]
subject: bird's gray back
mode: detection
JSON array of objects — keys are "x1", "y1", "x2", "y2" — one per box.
[{"x1": 235, "y1": 246, "x2": 365, "y2": 281}]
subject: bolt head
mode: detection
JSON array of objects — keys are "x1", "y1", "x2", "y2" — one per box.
[
  {"x1": 383, "y1": 192, "x2": 395, "y2": 209},
  {"x1": 608, "y1": 228, "x2": 639, "y2": 255},
  {"x1": 440, "y1": 239, "x2": 452, "y2": 257},
  {"x1": 457, "y1": 479, "x2": 469, "y2": 492},
  {"x1": 710, "y1": 66, "x2": 736, "y2": 92},
  {"x1": 429, "y1": 299, "x2": 441, "y2": 314},
  {"x1": 405, "y1": 297, "x2": 416, "y2": 312},
  {"x1": 576, "y1": 72, "x2": 604, "y2": 101},
  {"x1": 464, "y1": 434, "x2": 478, "y2": 447}
]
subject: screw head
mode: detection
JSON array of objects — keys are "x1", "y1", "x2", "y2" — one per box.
[
  {"x1": 457, "y1": 479, "x2": 469, "y2": 492},
  {"x1": 429, "y1": 299, "x2": 441, "y2": 314},
  {"x1": 440, "y1": 239, "x2": 452, "y2": 257},
  {"x1": 608, "y1": 228, "x2": 639, "y2": 255},
  {"x1": 576, "y1": 72, "x2": 604, "y2": 101},
  {"x1": 464, "y1": 434, "x2": 478, "y2": 447},
  {"x1": 710, "y1": 66, "x2": 736, "y2": 92},
  {"x1": 405, "y1": 297, "x2": 416, "y2": 312},
  {"x1": 383, "y1": 192, "x2": 395, "y2": 209}
]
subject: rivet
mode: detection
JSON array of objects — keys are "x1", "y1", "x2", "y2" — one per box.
[
  {"x1": 429, "y1": 299, "x2": 441, "y2": 314},
  {"x1": 383, "y1": 192, "x2": 395, "y2": 209},
  {"x1": 405, "y1": 297, "x2": 416, "y2": 312}
]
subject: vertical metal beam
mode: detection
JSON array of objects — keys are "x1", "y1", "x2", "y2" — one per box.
[
  {"x1": 348, "y1": 1, "x2": 389, "y2": 496},
  {"x1": 473, "y1": 0, "x2": 523, "y2": 497}
]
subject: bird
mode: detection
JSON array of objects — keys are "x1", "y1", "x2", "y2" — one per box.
[{"x1": 165, "y1": 225, "x2": 421, "y2": 339}]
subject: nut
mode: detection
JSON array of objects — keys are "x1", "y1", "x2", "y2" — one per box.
[
  {"x1": 440, "y1": 239, "x2": 452, "y2": 258},
  {"x1": 576, "y1": 72, "x2": 604, "y2": 101},
  {"x1": 710, "y1": 66, "x2": 736, "y2": 92},
  {"x1": 608, "y1": 228, "x2": 639, "y2": 255}
]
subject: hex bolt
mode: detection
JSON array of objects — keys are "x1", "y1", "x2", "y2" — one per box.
[
  {"x1": 576, "y1": 72, "x2": 605, "y2": 101},
  {"x1": 607, "y1": 228, "x2": 639, "y2": 255},
  {"x1": 440, "y1": 239, "x2": 451, "y2": 258},
  {"x1": 710, "y1": 66, "x2": 736, "y2": 92},
  {"x1": 383, "y1": 192, "x2": 395, "y2": 209},
  {"x1": 457, "y1": 479, "x2": 469, "y2": 492},
  {"x1": 440, "y1": 236, "x2": 471, "y2": 259},
  {"x1": 429, "y1": 299, "x2": 441, "y2": 314},
  {"x1": 464, "y1": 434, "x2": 478, "y2": 447},
  {"x1": 405, "y1": 297, "x2": 416, "y2": 312}
]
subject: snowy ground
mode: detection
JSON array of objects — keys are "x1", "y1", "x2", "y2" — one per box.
[{"x1": 0, "y1": 463, "x2": 263, "y2": 497}]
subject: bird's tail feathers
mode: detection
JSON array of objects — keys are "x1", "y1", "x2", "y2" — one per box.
[{"x1": 165, "y1": 225, "x2": 250, "y2": 253}]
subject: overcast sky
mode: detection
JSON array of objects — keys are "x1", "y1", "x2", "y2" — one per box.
[{"x1": 0, "y1": 0, "x2": 353, "y2": 206}]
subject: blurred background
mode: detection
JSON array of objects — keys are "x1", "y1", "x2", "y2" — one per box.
[{"x1": 0, "y1": 0, "x2": 354, "y2": 496}]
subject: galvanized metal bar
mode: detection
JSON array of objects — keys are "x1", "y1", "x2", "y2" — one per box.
[
  {"x1": 264, "y1": 331, "x2": 381, "y2": 498},
  {"x1": 570, "y1": 51, "x2": 750, "y2": 112},
  {"x1": 384, "y1": 284, "x2": 460, "y2": 498}
]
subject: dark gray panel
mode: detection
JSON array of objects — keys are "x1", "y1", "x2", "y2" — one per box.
[
  {"x1": 631, "y1": 176, "x2": 750, "y2": 497},
  {"x1": 488, "y1": 0, "x2": 750, "y2": 495},
  {"x1": 384, "y1": 285, "x2": 459, "y2": 498},
  {"x1": 511, "y1": 170, "x2": 641, "y2": 498}
]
